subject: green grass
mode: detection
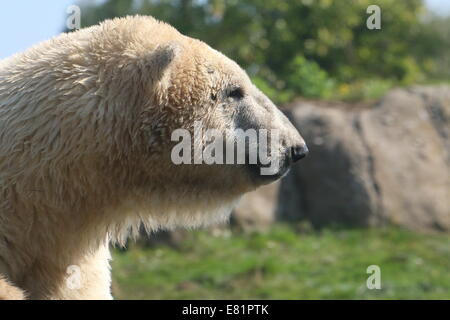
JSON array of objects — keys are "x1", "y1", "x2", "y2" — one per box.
[{"x1": 111, "y1": 225, "x2": 450, "y2": 299}]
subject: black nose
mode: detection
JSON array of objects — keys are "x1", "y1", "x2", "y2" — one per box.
[{"x1": 291, "y1": 144, "x2": 309, "y2": 162}]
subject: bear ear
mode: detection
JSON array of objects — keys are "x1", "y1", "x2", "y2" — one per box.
[{"x1": 138, "y1": 42, "x2": 180, "y2": 85}]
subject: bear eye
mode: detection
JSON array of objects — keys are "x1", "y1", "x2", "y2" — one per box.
[{"x1": 228, "y1": 87, "x2": 244, "y2": 100}]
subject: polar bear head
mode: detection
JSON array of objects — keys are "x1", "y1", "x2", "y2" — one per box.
[
  {"x1": 101, "y1": 17, "x2": 309, "y2": 229},
  {"x1": 64, "y1": 16, "x2": 309, "y2": 231}
]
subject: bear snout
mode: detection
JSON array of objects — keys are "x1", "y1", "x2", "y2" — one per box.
[{"x1": 290, "y1": 144, "x2": 309, "y2": 162}]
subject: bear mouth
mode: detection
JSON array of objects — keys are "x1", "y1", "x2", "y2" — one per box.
[{"x1": 247, "y1": 156, "x2": 292, "y2": 185}]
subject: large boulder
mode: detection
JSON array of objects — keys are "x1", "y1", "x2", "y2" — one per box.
[
  {"x1": 277, "y1": 103, "x2": 380, "y2": 227},
  {"x1": 277, "y1": 85, "x2": 450, "y2": 232}
]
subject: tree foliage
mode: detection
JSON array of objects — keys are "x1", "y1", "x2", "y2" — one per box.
[{"x1": 74, "y1": 0, "x2": 449, "y2": 102}]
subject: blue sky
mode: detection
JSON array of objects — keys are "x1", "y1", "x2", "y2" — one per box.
[
  {"x1": 0, "y1": 0, "x2": 449, "y2": 59},
  {"x1": 0, "y1": 1, "x2": 76, "y2": 59}
]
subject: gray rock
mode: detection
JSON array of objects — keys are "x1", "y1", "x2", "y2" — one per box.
[{"x1": 277, "y1": 85, "x2": 450, "y2": 232}]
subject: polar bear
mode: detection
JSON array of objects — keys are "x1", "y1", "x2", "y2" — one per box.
[{"x1": 0, "y1": 16, "x2": 307, "y2": 299}]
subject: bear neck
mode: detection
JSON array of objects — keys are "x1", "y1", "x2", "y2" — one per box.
[{"x1": 1, "y1": 158, "x2": 148, "y2": 299}]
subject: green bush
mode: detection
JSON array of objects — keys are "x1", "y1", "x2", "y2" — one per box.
[
  {"x1": 286, "y1": 55, "x2": 335, "y2": 99},
  {"x1": 75, "y1": 0, "x2": 450, "y2": 103}
]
